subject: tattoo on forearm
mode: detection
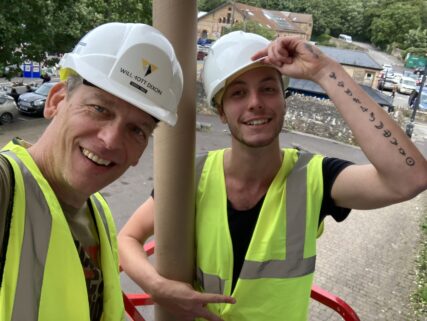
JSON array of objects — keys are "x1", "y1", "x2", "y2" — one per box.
[
  {"x1": 398, "y1": 148, "x2": 406, "y2": 156},
  {"x1": 328, "y1": 70, "x2": 416, "y2": 167},
  {"x1": 406, "y1": 157, "x2": 415, "y2": 166},
  {"x1": 390, "y1": 137, "x2": 398, "y2": 145},
  {"x1": 383, "y1": 130, "x2": 391, "y2": 138},
  {"x1": 375, "y1": 121, "x2": 384, "y2": 129},
  {"x1": 304, "y1": 43, "x2": 320, "y2": 59}
]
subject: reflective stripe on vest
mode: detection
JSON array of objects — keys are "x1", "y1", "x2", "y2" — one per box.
[
  {"x1": 3, "y1": 151, "x2": 51, "y2": 321},
  {"x1": 2, "y1": 150, "x2": 114, "y2": 321},
  {"x1": 197, "y1": 151, "x2": 315, "y2": 294}
]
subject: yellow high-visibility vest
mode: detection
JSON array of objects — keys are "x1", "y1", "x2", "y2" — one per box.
[
  {"x1": 196, "y1": 148, "x2": 323, "y2": 321},
  {"x1": 0, "y1": 141, "x2": 124, "y2": 321}
]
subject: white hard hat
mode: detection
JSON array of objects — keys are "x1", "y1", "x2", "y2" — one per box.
[
  {"x1": 203, "y1": 31, "x2": 287, "y2": 107},
  {"x1": 60, "y1": 22, "x2": 183, "y2": 126}
]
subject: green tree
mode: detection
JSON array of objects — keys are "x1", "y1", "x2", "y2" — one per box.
[
  {"x1": 371, "y1": 2, "x2": 421, "y2": 49},
  {"x1": 0, "y1": 0, "x2": 152, "y2": 78},
  {"x1": 198, "y1": 0, "x2": 226, "y2": 12},
  {"x1": 404, "y1": 28, "x2": 427, "y2": 49}
]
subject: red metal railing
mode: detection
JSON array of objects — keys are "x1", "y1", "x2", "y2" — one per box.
[{"x1": 122, "y1": 241, "x2": 360, "y2": 321}]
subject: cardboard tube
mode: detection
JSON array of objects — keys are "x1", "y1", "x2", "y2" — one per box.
[{"x1": 153, "y1": 1, "x2": 197, "y2": 320}]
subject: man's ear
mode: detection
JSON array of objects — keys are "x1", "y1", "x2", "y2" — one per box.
[{"x1": 44, "y1": 82, "x2": 67, "y2": 119}]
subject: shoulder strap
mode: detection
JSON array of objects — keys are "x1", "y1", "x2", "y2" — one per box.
[
  {"x1": 0, "y1": 153, "x2": 15, "y2": 287},
  {"x1": 195, "y1": 152, "x2": 208, "y2": 189}
]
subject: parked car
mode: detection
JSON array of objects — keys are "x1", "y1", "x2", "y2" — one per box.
[
  {"x1": 398, "y1": 77, "x2": 417, "y2": 95},
  {"x1": 0, "y1": 94, "x2": 19, "y2": 124},
  {"x1": 377, "y1": 77, "x2": 398, "y2": 91},
  {"x1": 338, "y1": 34, "x2": 352, "y2": 43},
  {"x1": 17, "y1": 81, "x2": 57, "y2": 116},
  {"x1": 197, "y1": 44, "x2": 210, "y2": 61}
]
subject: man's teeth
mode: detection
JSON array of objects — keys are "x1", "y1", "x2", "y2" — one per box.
[
  {"x1": 82, "y1": 148, "x2": 111, "y2": 166},
  {"x1": 247, "y1": 119, "x2": 268, "y2": 126}
]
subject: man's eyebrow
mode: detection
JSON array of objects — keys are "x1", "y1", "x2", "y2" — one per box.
[
  {"x1": 83, "y1": 92, "x2": 116, "y2": 106},
  {"x1": 229, "y1": 76, "x2": 278, "y2": 87}
]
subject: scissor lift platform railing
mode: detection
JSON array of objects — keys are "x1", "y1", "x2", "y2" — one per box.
[{"x1": 123, "y1": 240, "x2": 360, "y2": 321}]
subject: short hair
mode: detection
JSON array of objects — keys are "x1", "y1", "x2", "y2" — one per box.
[{"x1": 65, "y1": 74, "x2": 84, "y2": 97}]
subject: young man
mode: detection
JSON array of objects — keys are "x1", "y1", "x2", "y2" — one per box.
[
  {"x1": 0, "y1": 22, "x2": 183, "y2": 321},
  {"x1": 118, "y1": 31, "x2": 427, "y2": 321}
]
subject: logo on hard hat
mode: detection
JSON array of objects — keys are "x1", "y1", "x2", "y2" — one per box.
[{"x1": 142, "y1": 59, "x2": 157, "y2": 77}]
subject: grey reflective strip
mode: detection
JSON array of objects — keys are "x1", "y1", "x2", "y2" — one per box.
[
  {"x1": 239, "y1": 152, "x2": 316, "y2": 279},
  {"x1": 197, "y1": 267, "x2": 225, "y2": 295},
  {"x1": 3, "y1": 151, "x2": 51, "y2": 321},
  {"x1": 195, "y1": 153, "x2": 208, "y2": 188},
  {"x1": 91, "y1": 195, "x2": 111, "y2": 246}
]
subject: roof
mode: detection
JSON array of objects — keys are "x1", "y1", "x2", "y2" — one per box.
[
  {"x1": 234, "y1": 3, "x2": 306, "y2": 34},
  {"x1": 288, "y1": 78, "x2": 393, "y2": 107},
  {"x1": 281, "y1": 11, "x2": 313, "y2": 24},
  {"x1": 317, "y1": 46, "x2": 382, "y2": 70},
  {"x1": 199, "y1": 2, "x2": 311, "y2": 35}
]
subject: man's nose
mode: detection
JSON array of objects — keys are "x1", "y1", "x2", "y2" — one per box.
[
  {"x1": 248, "y1": 90, "x2": 263, "y2": 110},
  {"x1": 98, "y1": 121, "x2": 124, "y2": 150}
]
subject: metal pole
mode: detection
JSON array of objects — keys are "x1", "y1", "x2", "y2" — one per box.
[
  {"x1": 406, "y1": 63, "x2": 427, "y2": 137},
  {"x1": 152, "y1": 1, "x2": 197, "y2": 321}
]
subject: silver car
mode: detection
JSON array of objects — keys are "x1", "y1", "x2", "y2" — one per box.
[{"x1": 0, "y1": 94, "x2": 19, "y2": 124}]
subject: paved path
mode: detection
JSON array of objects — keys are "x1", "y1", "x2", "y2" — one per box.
[{"x1": 310, "y1": 194, "x2": 426, "y2": 320}]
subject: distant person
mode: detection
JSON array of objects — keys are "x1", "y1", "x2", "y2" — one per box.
[
  {"x1": 9, "y1": 88, "x2": 19, "y2": 103},
  {"x1": 119, "y1": 31, "x2": 427, "y2": 321},
  {"x1": 0, "y1": 22, "x2": 183, "y2": 321},
  {"x1": 40, "y1": 71, "x2": 51, "y2": 83}
]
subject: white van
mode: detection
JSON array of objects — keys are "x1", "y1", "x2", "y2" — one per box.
[
  {"x1": 398, "y1": 76, "x2": 417, "y2": 95},
  {"x1": 338, "y1": 34, "x2": 352, "y2": 43}
]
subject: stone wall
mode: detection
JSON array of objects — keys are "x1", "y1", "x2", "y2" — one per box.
[{"x1": 196, "y1": 81, "x2": 406, "y2": 146}]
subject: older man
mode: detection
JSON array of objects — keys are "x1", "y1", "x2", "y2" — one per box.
[{"x1": 0, "y1": 22, "x2": 183, "y2": 321}]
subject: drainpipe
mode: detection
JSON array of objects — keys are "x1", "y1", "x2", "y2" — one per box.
[{"x1": 153, "y1": 1, "x2": 197, "y2": 321}]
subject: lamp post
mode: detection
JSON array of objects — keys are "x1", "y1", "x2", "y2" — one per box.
[{"x1": 405, "y1": 59, "x2": 427, "y2": 138}]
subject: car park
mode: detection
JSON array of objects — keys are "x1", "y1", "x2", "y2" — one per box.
[
  {"x1": 0, "y1": 94, "x2": 19, "y2": 124},
  {"x1": 398, "y1": 76, "x2": 417, "y2": 95},
  {"x1": 17, "y1": 81, "x2": 57, "y2": 116}
]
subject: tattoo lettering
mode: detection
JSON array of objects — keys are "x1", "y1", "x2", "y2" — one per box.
[
  {"x1": 360, "y1": 105, "x2": 368, "y2": 112},
  {"x1": 304, "y1": 43, "x2": 320, "y2": 58},
  {"x1": 353, "y1": 97, "x2": 361, "y2": 104},
  {"x1": 390, "y1": 137, "x2": 398, "y2": 145},
  {"x1": 329, "y1": 72, "x2": 337, "y2": 79},
  {"x1": 369, "y1": 112, "x2": 375, "y2": 121},
  {"x1": 338, "y1": 81, "x2": 344, "y2": 87},
  {"x1": 375, "y1": 121, "x2": 384, "y2": 129},
  {"x1": 383, "y1": 130, "x2": 391, "y2": 137},
  {"x1": 398, "y1": 147, "x2": 406, "y2": 156},
  {"x1": 406, "y1": 157, "x2": 415, "y2": 166},
  {"x1": 345, "y1": 89, "x2": 353, "y2": 96}
]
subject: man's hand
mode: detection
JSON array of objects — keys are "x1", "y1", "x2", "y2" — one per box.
[
  {"x1": 151, "y1": 278, "x2": 235, "y2": 321},
  {"x1": 251, "y1": 36, "x2": 337, "y2": 83}
]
